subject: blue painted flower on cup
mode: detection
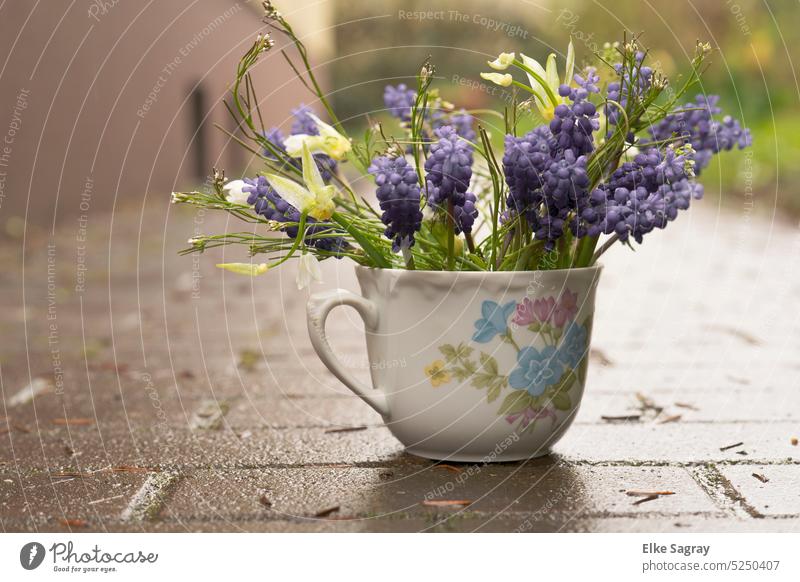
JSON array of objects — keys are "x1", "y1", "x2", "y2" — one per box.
[
  {"x1": 472, "y1": 300, "x2": 516, "y2": 343},
  {"x1": 555, "y1": 321, "x2": 588, "y2": 370},
  {"x1": 508, "y1": 346, "x2": 563, "y2": 396}
]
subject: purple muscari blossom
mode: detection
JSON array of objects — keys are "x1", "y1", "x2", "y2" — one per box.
[
  {"x1": 646, "y1": 94, "x2": 751, "y2": 175},
  {"x1": 502, "y1": 127, "x2": 554, "y2": 217},
  {"x1": 536, "y1": 151, "x2": 591, "y2": 248},
  {"x1": 383, "y1": 84, "x2": 417, "y2": 122},
  {"x1": 290, "y1": 104, "x2": 319, "y2": 135},
  {"x1": 368, "y1": 155, "x2": 424, "y2": 251},
  {"x1": 455, "y1": 192, "x2": 478, "y2": 234},
  {"x1": 424, "y1": 125, "x2": 473, "y2": 208},
  {"x1": 445, "y1": 109, "x2": 476, "y2": 143},
  {"x1": 605, "y1": 51, "x2": 653, "y2": 127},
  {"x1": 550, "y1": 84, "x2": 599, "y2": 157},
  {"x1": 242, "y1": 176, "x2": 347, "y2": 255},
  {"x1": 573, "y1": 66, "x2": 600, "y2": 95},
  {"x1": 580, "y1": 147, "x2": 703, "y2": 243}
]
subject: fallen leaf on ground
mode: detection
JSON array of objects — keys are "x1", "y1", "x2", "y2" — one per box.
[
  {"x1": 313, "y1": 505, "x2": 340, "y2": 518},
  {"x1": 259, "y1": 494, "x2": 272, "y2": 509},
  {"x1": 11, "y1": 423, "x2": 30, "y2": 433},
  {"x1": 752, "y1": 473, "x2": 769, "y2": 483},
  {"x1": 422, "y1": 499, "x2": 473, "y2": 508}
]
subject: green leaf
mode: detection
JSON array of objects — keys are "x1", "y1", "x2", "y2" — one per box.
[
  {"x1": 551, "y1": 392, "x2": 572, "y2": 411},
  {"x1": 479, "y1": 352, "x2": 498, "y2": 375},
  {"x1": 498, "y1": 391, "x2": 532, "y2": 415},
  {"x1": 452, "y1": 366, "x2": 472, "y2": 382},
  {"x1": 547, "y1": 367, "x2": 576, "y2": 397},
  {"x1": 454, "y1": 343, "x2": 474, "y2": 360},
  {"x1": 471, "y1": 373, "x2": 492, "y2": 389},
  {"x1": 438, "y1": 344, "x2": 457, "y2": 361}
]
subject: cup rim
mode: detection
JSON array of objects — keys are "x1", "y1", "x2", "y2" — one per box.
[{"x1": 355, "y1": 263, "x2": 603, "y2": 277}]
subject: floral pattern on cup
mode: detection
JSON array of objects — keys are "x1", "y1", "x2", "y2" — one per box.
[{"x1": 425, "y1": 290, "x2": 590, "y2": 432}]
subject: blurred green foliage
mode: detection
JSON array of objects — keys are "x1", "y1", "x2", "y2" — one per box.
[{"x1": 326, "y1": 0, "x2": 798, "y2": 214}]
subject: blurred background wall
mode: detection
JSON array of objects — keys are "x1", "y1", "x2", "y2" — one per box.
[{"x1": 1, "y1": 0, "x2": 795, "y2": 232}]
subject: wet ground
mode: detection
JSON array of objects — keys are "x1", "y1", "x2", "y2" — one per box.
[{"x1": 1, "y1": 201, "x2": 799, "y2": 532}]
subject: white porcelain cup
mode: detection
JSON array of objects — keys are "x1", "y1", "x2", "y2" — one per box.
[{"x1": 307, "y1": 265, "x2": 603, "y2": 462}]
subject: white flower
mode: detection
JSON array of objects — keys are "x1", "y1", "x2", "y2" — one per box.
[
  {"x1": 296, "y1": 252, "x2": 322, "y2": 290},
  {"x1": 480, "y1": 72, "x2": 513, "y2": 87},
  {"x1": 216, "y1": 262, "x2": 269, "y2": 276},
  {"x1": 264, "y1": 142, "x2": 336, "y2": 221},
  {"x1": 222, "y1": 180, "x2": 250, "y2": 205},
  {"x1": 283, "y1": 113, "x2": 351, "y2": 160},
  {"x1": 487, "y1": 52, "x2": 516, "y2": 71},
  {"x1": 519, "y1": 40, "x2": 575, "y2": 120}
]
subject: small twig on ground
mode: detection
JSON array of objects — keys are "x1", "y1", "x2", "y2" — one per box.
[
  {"x1": 626, "y1": 490, "x2": 675, "y2": 497},
  {"x1": 720, "y1": 442, "x2": 744, "y2": 451},
  {"x1": 422, "y1": 499, "x2": 473, "y2": 508},
  {"x1": 601, "y1": 414, "x2": 641, "y2": 422},
  {"x1": 675, "y1": 402, "x2": 699, "y2": 411},
  {"x1": 659, "y1": 414, "x2": 682, "y2": 424},
  {"x1": 752, "y1": 473, "x2": 769, "y2": 483},
  {"x1": 632, "y1": 494, "x2": 660, "y2": 506},
  {"x1": 324, "y1": 426, "x2": 367, "y2": 434},
  {"x1": 436, "y1": 464, "x2": 463, "y2": 473}
]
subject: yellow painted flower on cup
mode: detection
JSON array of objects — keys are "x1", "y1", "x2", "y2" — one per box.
[
  {"x1": 425, "y1": 360, "x2": 452, "y2": 387},
  {"x1": 264, "y1": 142, "x2": 336, "y2": 221},
  {"x1": 284, "y1": 113, "x2": 351, "y2": 160}
]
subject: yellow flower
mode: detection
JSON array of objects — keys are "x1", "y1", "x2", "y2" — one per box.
[
  {"x1": 264, "y1": 142, "x2": 336, "y2": 221},
  {"x1": 216, "y1": 262, "x2": 269, "y2": 276},
  {"x1": 283, "y1": 113, "x2": 351, "y2": 160},
  {"x1": 425, "y1": 360, "x2": 452, "y2": 387},
  {"x1": 519, "y1": 40, "x2": 575, "y2": 120},
  {"x1": 480, "y1": 72, "x2": 513, "y2": 87},
  {"x1": 487, "y1": 52, "x2": 516, "y2": 71}
]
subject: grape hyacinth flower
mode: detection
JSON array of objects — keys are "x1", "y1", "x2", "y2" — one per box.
[
  {"x1": 646, "y1": 94, "x2": 751, "y2": 174},
  {"x1": 368, "y1": 155, "x2": 424, "y2": 251},
  {"x1": 550, "y1": 84, "x2": 598, "y2": 157},
  {"x1": 581, "y1": 148, "x2": 703, "y2": 245},
  {"x1": 605, "y1": 50, "x2": 653, "y2": 127},
  {"x1": 445, "y1": 110, "x2": 476, "y2": 143},
  {"x1": 425, "y1": 125, "x2": 474, "y2": 210},
  {"x1": 502, "y1": 127, "x2": 554, "y2": 217},
  {"x1": 383, "y1": 84, "x2": 417, "y2": 122},
  {"x1": 241, "y1": 173, "x2": 347, "y2": 255},
  {"x1": 290, "y1": 104, "x2": 319, "y2": 136}
]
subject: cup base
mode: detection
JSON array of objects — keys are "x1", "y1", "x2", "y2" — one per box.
[{"x1": 404, "y1": 446, "x2": 553, "y2": 464}]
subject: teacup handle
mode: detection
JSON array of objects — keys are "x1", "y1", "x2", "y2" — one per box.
[{"x1": 306, "y1": 290, "x2": 389, "y2": 417}]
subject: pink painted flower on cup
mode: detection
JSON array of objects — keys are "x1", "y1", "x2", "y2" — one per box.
[
  {"x1": 532, "y1": 296, "x2": 557, "y2": 324},
  {"x1": 552, "y1": 289, "x2": 578, "y2": 327},
  {"x1": 512, "y1": 297, "x2": 536, "y2": 326}
]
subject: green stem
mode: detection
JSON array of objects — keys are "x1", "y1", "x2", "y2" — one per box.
[{"x1": 447, "y1": 199, "x2": 456, "y2": 271}]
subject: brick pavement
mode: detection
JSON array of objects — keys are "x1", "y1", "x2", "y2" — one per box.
[{"x1": 1, "y1": 200, "x2": 799, "y2": 532}]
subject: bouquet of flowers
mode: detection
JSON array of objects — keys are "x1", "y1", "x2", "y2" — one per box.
[{"x1": 173, "y1": 1, "x2": 751, "y2": 288}]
